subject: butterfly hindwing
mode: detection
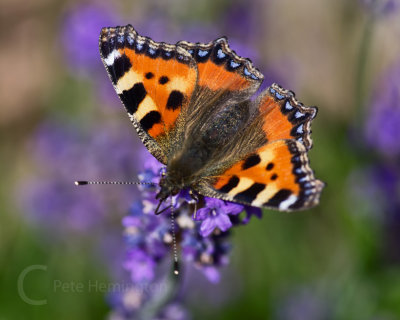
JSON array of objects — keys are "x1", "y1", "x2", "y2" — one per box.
[
  {"x1": 99, "y1": 25, "x2": 198, "y2": 164},
  {"x1": 196, "y1": 139, "x2": 324, "y2": 211},
  {"x1": 255, "y1": 83, "x2": 317, "y2": 150},
  {"x1": 193, "y1": 82, "x2": 323, "y2": 211}
]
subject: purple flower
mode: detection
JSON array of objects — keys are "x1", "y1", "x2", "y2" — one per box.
[
  {"x1": 123, "y1": 249, "x2": 157, "y2": 283},
  {"x1": 365, "y1": 63, "x2": 400, "y2": 158},
  {"x1": 107, "y1": 287, "x2": 144, "y2": 317},
  {"x1": 222, "y1": 0, "x2": 264, "y2": 56},
  {"x1": 20, "y1": 179, "x2": 106, "y2": 232},
  {"x1": 138, "y1": 154, "x2": 164, "y2": 187},
  {"x1": 201, "y1": 266, "x2": 221, "y2": 284},
  {"x1": 348, "y1": 163, "x2": 400, "y2": 216},
  {"x1": 223, "y1": 2, "x2": 258, "y2": 40},
  {"x1": 359, "y1": 0, "x2": 399, "y2": 16},
  {"x1": 276, "y1": 287, "x2": 330, "y2": 320},
  {"x1": 60, "y1": 3, "x2": 119, "y2": 75},
  {"x1": 17, "y1": 119, "x2": 143, "y2": 234},
  {"x1": 242, "y1": 206, "x2": 263, "y2": 224},
  {"x1": 348, "y1": 163, "x2": 400, "y2": 263},
  {"x1": 155, "y1": 303, "x2": 191, "y2": 320},
  {"x1": 108, "y1": 296, "x2": 190, "y2": 320},
  {"x1": 195, "y1": 198, "x2": 244, "y2": 237},
  {"x1": 60, "y1": 3, "x2": 125, "y2": 106}
]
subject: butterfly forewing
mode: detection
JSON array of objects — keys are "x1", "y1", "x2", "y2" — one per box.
[
  {"x1": 99, "y1": 25, "x2": 198, "y2": 164},
  {"x1": 178, "y1": 37, "x2": 263, "y2": 133}
]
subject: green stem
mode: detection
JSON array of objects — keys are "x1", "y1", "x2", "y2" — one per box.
[{"x1": 354, "y1": 13, "x2": 375, "y2": 130}]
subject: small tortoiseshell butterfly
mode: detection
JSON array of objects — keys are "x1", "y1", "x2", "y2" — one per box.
[{"x1": 98, "y1": 25, "x2": 324, "y2": 213}]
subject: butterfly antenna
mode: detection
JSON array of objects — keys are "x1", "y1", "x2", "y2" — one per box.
[
  {"x1": 74, "y1": 180, "x2": 156, "y2": 186},
  {"x1": 170, "y1": 196, "x2": 179, "y2": 276}
]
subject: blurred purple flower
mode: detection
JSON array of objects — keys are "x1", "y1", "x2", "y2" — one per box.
[
  {"x1": 348, "y1": 164, "x2": 399, "y2": 219},
  {"x1": 108, "y1": 288, "x2": 190, "y2": 320},
  {"x1": 184, "y1": 24, "x2": 261, "y2": 69},
  {"x1": 369, "y1": 164, "x2": 399, "y2": 199},
  {"x1": 365, "y1": 63, "x2": 400, "y2": 158},
  {"x1": 384, "y1": 201, "x2": 400, "y2": 263},
  {"x1": 150, "y1": 303, "x2": 191, "y2": 320},
  {"x1": 123, "y1": 249, "x2": 157, "y2": 283},
  {"x1": 60, "y1": 3, "x2": 119, "y2": 74},
  {"x1": 107, "y1": 287, "x2": 143, "y2": 318},
  {"x1": 366, "y1": 164, "x2": 400, "y2": 263},
  {"x1": 60, "y1": 3, "x2": 125, "y2": 106},
  {"x1": 222, "y1": 0, "x2": 263, "y2": 45},
  {"x1": 21, "y1": 179, "x2": 106, "y2": 231},
  {"x1": 348, "y1": 163, "x2": 400, "y2": 262},
  {"x1": 276, "y1": 287, "x2": 330, "y2": 320},
  {"x1": 359, "y1": 0, "x2": 399, "y2": 16},
  {"x1": 17, "y1": 118, "x2": 143, "y2": 234},
  {"x1": 180, "y1": 24, "x2": 219, "y2": 44},
  {"x1": 135, "y1": 16, "x2": 178, "y2": 43}
]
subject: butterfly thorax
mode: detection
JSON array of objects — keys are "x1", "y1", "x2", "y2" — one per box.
[
  {"x1": 158, "y1": 149, "x2": 206, "y2": 197},
  {"x1": 156, "y1": 144, "x2": 213, "y2": 200},
  {"x1": 156, "y1": 102, "x2": 252, "y2": 200}
]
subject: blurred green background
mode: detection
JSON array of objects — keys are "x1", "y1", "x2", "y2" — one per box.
[{"x1": 1, "y1": 0, "x2": 400, "y2": 319}]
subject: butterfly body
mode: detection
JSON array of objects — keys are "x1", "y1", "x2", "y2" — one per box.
[
  {"x1": 100, "y1": 25, "x2": 324, "y2": 212},
  {"x1": 157, "y1": 101, "x2": 250, "y2": 201}
]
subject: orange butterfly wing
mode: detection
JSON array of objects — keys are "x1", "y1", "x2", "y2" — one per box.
[
  {"x1": 198, "y1": 139, "x2": 323, "y2": 211},
  {"x1": 256, "y1": 83, "x2": 317, "y2": 150},
  {"x1": 99, "y1": 25, "x2": 198, "y2": 164},
  {"x1": 195, "y1": 84, "x2": 323, "y2": 211},
  {"x1": 178, "y1": 37, "x2": 263, "y2": 121}
]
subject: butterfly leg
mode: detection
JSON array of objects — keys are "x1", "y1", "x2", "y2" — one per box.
[
  {"x1": 155, "y1": 197, "x2": 169, "y2": 215},
  {"x1": 189, "y1": 190, "x2": 199, "y2": 219}
]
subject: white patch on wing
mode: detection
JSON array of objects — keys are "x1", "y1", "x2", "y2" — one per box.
[
  {"x1": 296, "y1": 124, "x2": 304, "y2": 134},
  {"x1": 198, "y1": 49, "x2": 208, "y2": 57},
  {"x1": 279, "y1": 194, "x2": 297, "y2": 210},
  {"x1": 104, "y1": 49, "x2": 121, "y2": 66},
  {"x1": 258, "y1": 147, "x2": 275, "y2": 166},
  {"x1": 116, "y1": 70, "x2": 144, "y2": 94},
  {"x1": 135, "y1": 95, "x2": 158, "y2": 121},
  {"x1": 298, "y1": 176, "x2": 309, "y2": 183},
  {"x1": 166, "y1": 76, "x2": 191, "y2": 93},
  {"x1": 294, "y1": 111, "x2": 304, "y2": 119},
  {"x1": 229, "y1": 177, "x2": 253, "y2": 196},
  {"x1": 252, "y1": 185, "x2": 278, "y2": 207}
]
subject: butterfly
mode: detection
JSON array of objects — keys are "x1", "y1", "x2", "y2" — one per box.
[{"x1": 99, "y1": 25, "x2": 324, "y2": 214}]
